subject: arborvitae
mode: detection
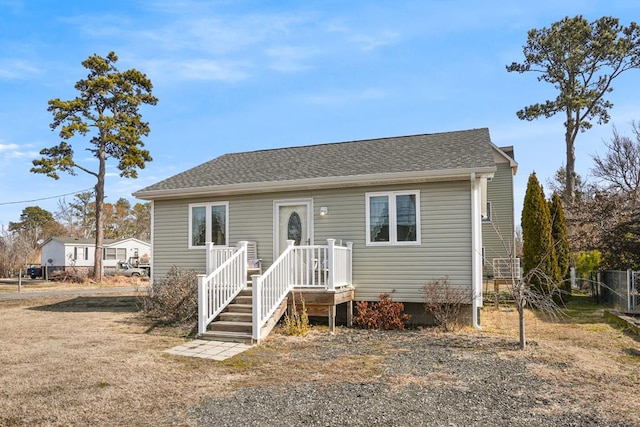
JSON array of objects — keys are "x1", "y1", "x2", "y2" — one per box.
[
  {"x1": 521, "y1": 172, "x2": 560, "y2": 292},
  {"x1": 549, "y1": 192, "x2": 570, "y2": 296}
]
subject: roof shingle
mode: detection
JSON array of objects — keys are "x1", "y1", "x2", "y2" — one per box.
[{"x1": 135, "y1": 128, "x2": 496, "y2": 196}]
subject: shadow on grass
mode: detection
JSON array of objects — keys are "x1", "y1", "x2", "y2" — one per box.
[
  {"x1": 29, "y1": 296, "x2": 141, "y2": 313},
  {"x1": 527, "y1": 292, "x2": 610, "y2": 325}
]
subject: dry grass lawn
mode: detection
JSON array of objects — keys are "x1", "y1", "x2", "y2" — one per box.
[
  {"x1": 0, "y1": 275, "x2": 147, "y2": 294},
  {"x1": 0, "y1": 291, "x2": 638, "y2": 426}
]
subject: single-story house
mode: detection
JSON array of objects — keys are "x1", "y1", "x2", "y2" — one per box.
[
  {"x1": 133, "y1": 128, "x2": 517, "y2": 340},
  {"x1": 40, "y1": 237, "x2": 151, "y2": 276}
]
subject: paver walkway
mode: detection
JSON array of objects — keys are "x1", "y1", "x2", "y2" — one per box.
[{"x1": 164, "y1": 340, "x2": 254, "y2": 361}]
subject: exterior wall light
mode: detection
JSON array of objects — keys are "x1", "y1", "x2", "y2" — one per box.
[{"x1": 320, "y1": 206, "x2": 328, "y2": 216}]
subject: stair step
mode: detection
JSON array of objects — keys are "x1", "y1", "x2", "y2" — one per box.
[
  {"x1": 238, "y1": 288, "x2": 253, "y2": 297},
  {"x1": 209, "y1": 320, "x2": 252, "y2": 333},
  {"x1": 234, "y1": 296, "x2": 252, "y2": 305},
  {"x1": 200, "y1": 330, "x2": 253, "y2": 343},
  {"x1": 219, "y1": 312, "x2": 252, "y2": 322},
  {"x1": 226, "y1": 303, "x2": 252, "y2": 313}
]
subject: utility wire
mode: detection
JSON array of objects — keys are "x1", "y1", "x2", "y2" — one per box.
[{"x1": 0, "y1": 188, "x2": 94, "y2": 206}]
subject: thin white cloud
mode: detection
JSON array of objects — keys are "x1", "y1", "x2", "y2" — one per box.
[
  {"x1": 0, "y1": 143, "x2": 19, "y2": 151},
  {"x1": 0, "y1": 0, "x2": 24, "y2": 13},
  {"x1": 0, "y1": 143, "x2": 39, "y2": 159},
  {"x1": 348, "y1": 30, "x2": 400, "y2": 52},
  {"x1": 141, "y1": 58, "x2": 251, "y2": 82},
  {"x1": 266, "y1": 46, "x2": 314, "y2": 72},
  {"x1": 0, "y1": 59, "x2": 40, "y2": 79},
  {"x1": 178, "y1": 59, "x2": 251, "y2": 81},
  {"x1": 58, "y1": 5, "x2": 320, "y2": 83}
]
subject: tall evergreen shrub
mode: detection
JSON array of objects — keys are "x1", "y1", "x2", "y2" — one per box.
[{"x1": 521, "y1": 173, "x2": 560, "y2": 292}]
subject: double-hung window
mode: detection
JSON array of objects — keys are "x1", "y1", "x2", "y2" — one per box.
[
  {"x1": 189, "y1": 202, "x2": 229, "y2": 248},
  {"x1": 103, "y1": 248, "x2": 127, "y2": 260},
  {"x1": 366, "y1": 191, "x2": 420, "y2": 245},
  {"x1": 74, "y1": 246, "x2": 89, "y2": 261}
]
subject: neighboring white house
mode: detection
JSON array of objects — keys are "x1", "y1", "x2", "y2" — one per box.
[{"x1": 40, "y1": 237, "x2": 151, "y2": 275}]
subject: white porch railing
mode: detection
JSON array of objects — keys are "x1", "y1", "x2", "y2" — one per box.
[
  {"x1": 252, "y1": 238, "x2": 353, "y2": 341},
  {"x1": 197, "y1": 241, "x2": 248, "y2": 335},
  {"x1": 206, "y1": 242, "x2": 236, "y2": 274}
]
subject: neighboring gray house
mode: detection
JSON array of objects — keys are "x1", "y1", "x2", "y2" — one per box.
[{"x1": 134, "y1": 128, "x2": 517, "y2": 339}]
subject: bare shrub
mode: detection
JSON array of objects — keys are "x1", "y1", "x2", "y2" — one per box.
[
  {"x1": 353, "y1": 293, "x2": 410, "y2": 330},
  {"x1": 423, "y1": 276, "x2": 470, "y2": 332},
  {"x1": 283, "y1": 291, "x2": 310, "y2": 336},
  {"x1": 142, "y1": 266, "x2": 198, "y2": 326},
  {"x1": 49, "y1": 269, "x2": 89, "y2": 284}
]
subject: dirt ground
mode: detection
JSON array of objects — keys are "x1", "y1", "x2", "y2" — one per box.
[{"x1": 0, "y1": 291, "x2": 638, "y2": 426}]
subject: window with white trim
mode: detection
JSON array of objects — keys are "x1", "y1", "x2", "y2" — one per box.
[
  {"x1": 366, "y1": 191, "x2": 420, "y2": 245},
  {"x1": 104, "y1": 247, "x2": 126, "y2": 260},
  {"x1": 189, "y1": 202, "x2": 229, "y2": 248}
]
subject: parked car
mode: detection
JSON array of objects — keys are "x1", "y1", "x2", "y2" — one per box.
[
  {"x1": 115, "y1": 262, "x2": 148, "y2": 277},
  {"x1": 26, "y1": 265, "x2": 42, "y2": 279}
]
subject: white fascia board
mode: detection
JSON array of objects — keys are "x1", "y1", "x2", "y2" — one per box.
[
  {"x1": 133, "y1": 167, "x2": 497, "y2": 200},
  {"x1": 490, "y1": 143, "x2": 518, "y2": 174}
]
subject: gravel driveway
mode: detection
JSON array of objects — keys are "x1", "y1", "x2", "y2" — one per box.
[{"x1": 188, "y1": 329, "x2": 636, "y2": 426}]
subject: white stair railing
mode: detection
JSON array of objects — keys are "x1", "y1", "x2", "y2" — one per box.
[
  {"x1": 251, "y1": 239, "x2": 353, "y2": 341},
  {"x1": 252, "y1": 240, "x2": 296, "y2": 341},
  {"x1": 206, "y1": 242, "x2": 236, "y2": 274},
  {"x1": 492, "y1": 257, "x2": 522, "y2": 280},
  {"x1": 198, "y1": 241, "x2": 248, "y2": 335},
  {"x1": 331, "y1": 240, "x2": 353, "y2": 289}
]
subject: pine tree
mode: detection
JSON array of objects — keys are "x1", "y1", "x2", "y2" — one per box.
[
  {"x1": 521, "y1": 172, "x2": 560, "y2": 292},
  {"x1": 31, "y1": 52, "x2": 157, "y2": 282},
  {"x1": 549, "y1": 192, "x2": 570, "y2": 296}
]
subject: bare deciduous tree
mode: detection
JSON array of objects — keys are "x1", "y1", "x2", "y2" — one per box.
[
  {"x1": 486, "y1": 216, "x2": 565, "y2": 349},
  {"x1": 592, "y1": 122, "x2": 640, "y2": 198}
]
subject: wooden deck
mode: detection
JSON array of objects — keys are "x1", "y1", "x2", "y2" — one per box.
[{"x1": 287, "y1": 287, "x2": 355, "y2": 333}]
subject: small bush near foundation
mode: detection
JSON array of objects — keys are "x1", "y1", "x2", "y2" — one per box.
[
  {"x1": 142, "y1": 266, "x2": 198, "y2": 325},
  {"x1": 283, "y1": 292, "x2": 310, "y2": 336},
  {"x1": 423, "y1": 276, "x2": 470, "y2": 332},
  {"x1": 353, "y1": 293, "x2": 410, "y2": 330}
]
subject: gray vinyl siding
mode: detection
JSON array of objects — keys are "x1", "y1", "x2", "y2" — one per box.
[
  {"x1": 151, "y1": 180, "x2": 472, "y2": 303},
  {"x1": 152, "y1": 195, "x2": 275, "y2": 279},
  {"x1": 482, "y1": 162, "x2": 515, "y2": 278}
]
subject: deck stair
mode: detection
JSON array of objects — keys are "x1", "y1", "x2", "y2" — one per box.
[
  {"x1": 200, "y1": 285, "x2": 287, "y2": 343},
  {"x1": 198, "y1": 239, "x2": 353, "y2": 343}
]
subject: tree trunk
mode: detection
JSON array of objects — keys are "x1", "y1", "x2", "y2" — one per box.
[
  {"x1": 518, "y1": 301, "x2": 526, "y2": 350},
  {"x1": 564, "y1": 119, "x2": 576, "y2": 204},
  {"x1": 92, "y1": 146, "x2": 107, "y2": 282}
]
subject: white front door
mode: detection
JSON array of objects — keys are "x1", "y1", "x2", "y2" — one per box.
[{"x1": 275, "y1": 200, "x2": 312, "y2": 254}]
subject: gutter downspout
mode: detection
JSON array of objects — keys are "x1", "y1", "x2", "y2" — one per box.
[{"x1": 470, "y1": 172, "x2": 482, "y2": 330}]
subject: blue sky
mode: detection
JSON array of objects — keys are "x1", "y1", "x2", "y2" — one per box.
[{"x1": 1, "y1": 0, "x2": 639, "y2": 228}]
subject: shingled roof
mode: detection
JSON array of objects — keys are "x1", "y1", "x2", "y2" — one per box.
[{"x1": 134, "y1": 128, "x2": 498, "y2": 200}]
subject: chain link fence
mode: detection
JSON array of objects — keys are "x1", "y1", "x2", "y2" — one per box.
[{"x1": 597, "y1": 270, "x2": 639, "y2": 313}]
